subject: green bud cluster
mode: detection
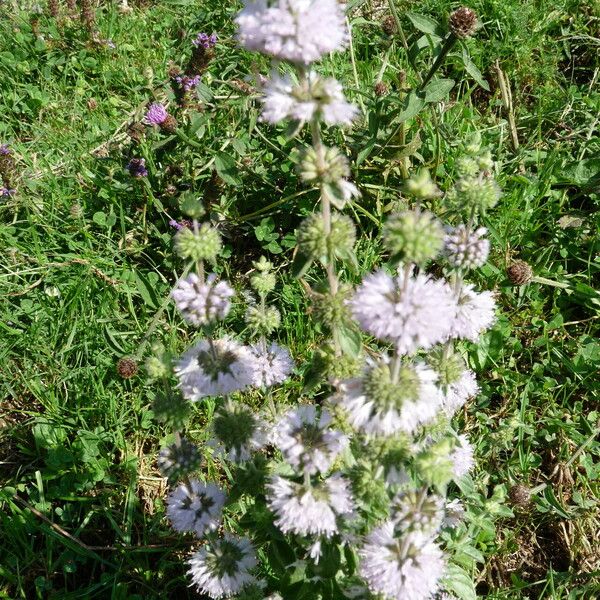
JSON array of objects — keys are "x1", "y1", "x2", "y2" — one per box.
[
  {"x1": 452, "y1": 176, "x2": 501, "y2": 214},
  {"x1": 179, "y1": 191, "x2": 206, "y2": 219},
  {"x1": 245, "y1": 304, "x2": 281, "y2": 336},
  {"x1": 296, "y1": 213, "x2": 356, "y2": 263},
  {"x1": 404, "y1": 169, "x2": 440, "y2": 199},
  {"x1": 415, "y1": 437, "x2": 455, "y2": 490},
  {"x1": 213, "y1": 401, "x2": 258, "y2": 455},
  {"x1": 297, "y1": 146, "x2": 350, "y2": 185},
  {"x1": 383, "y1": 210, "x2": 444, "y2": 265},
  {"x1": 250, "y1": 256, "x2": 277, "y2": 297},
  {"x1": 349, "y1": 461, "x2": 390, "y2": 521},
  {"x1": 311, "y1": 284, "x2": 353, "y2": 328},
  {"x1": 175, "y1": 223, "x2": 222, "y2": 263},
  {"x1": 152, "y1": 390, "x2": 191, "y2": 431},
  {"x1": 157, "y1": 438, "x2": 202, "y2": 482},
  {"x1": 427, "y1": 347, "x2": 465, "y2": 389},
  {"x1": 145, "y1": 345, "x2": 172, "y2": 380}
]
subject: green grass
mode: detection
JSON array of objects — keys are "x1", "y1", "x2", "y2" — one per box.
[{"x1": 1, "y1": 0, "x2": 599, "y2": 598}]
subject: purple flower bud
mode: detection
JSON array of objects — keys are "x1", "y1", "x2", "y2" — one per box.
[
  {"x1": 144, "y1": 102, "x2": 168, "y2": 125},
  {"x1": 0, "y1": 144, "x2": 10, "y2": 156},
  {"x1": 127, "y1": 158, "x2": 148, "y2": 178},
  {"x1": 0, "y1": 187, "x2": 16, "y2": 197},
  {"x1": 193, "y1": 32, "x2": 217, "y2": 49}
]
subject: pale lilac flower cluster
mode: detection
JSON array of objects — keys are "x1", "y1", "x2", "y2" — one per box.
[
  {"x1": 193, "y1": 32, "x2": 218, "y2": 49},
  {"x1": 350, "y1": 270, "x2": 457, "y2": 354},
  {"x1": 0, "y1": 144, "x2": 10, "y2": 155},
  {"x1": 167, "y1": 480, "x2": 225, "y2": 537},
  {"x1": 261, "y1": 72, "x2": 357, "y2": 126},
  {"x1": 171, "y1": 273, "x2": 234, "y2": 326},
  {"x1": 249, "y1": 342, "x2": 294, "y2": 387},
  {"x1": 359, "y1": 523, "x2": 445, "y2": 600},
  {"x1": 188, "y1": 535, "x2": 258, "y2": 598},
  {"x1": 236, "y1": 0, "x2": 349, "y2": 64},
  {"x1": 267, "y1": 473, "x2": 354, "y2": 537}
]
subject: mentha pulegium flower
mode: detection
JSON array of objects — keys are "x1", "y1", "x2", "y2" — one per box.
[
  {"x1": 261, "y1": 71, "x2": 357, "y2": 126},
  {"x1": 274, "y1": 404, "x2": 348, "y2": 474},
  {"x1": 249, "y1": 342, "x2": 294, "y2": 387},
  {"x1": 235, "y1": 0, "x2": 349, "y2": 64},
  {"x1": 440, "y1": 368, "x2": 479, "y2": 416},
  {"x1": 143, "y1": 102, "x2": 168, "y2": 125},
  {"x1": 444, "y1": 224, "x2": 490, "y2": 269},
  {"x1": 449, "y1": 284, "x2": 496, "y2": 342},
  {"x1": 391, "y1": 490, "x2": 445, "y2": 537},
  {"x1": 267, "y1": 473, "x2": 354, "y2": 537},
  {"x1": 335, "y1": 357, "x2": 443, "y2": 437},
  {"x1": 350, "y1": 269, "x2": 456, "y2": 354},
  {"x1": 175, "y1": 338, "x2": 254, "y2": 401},
  {"x1": 188, "y1": 534, "x2": 258, "y2": 599},
  {"x1": 450, "y1": 434, "x2": 475, "y2": 479},
  {"x1": 167, "y1": 479, "x2": 226, "y2": 537},
  {"x1": 171, "y1": 273, "x2": 234, "y2": 326},
  {"x1": 359, "y1": 522, "x2": 445, "y2": 600}
]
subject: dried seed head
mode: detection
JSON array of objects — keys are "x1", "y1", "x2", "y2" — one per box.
[
  {"x1": 374, "y1": 81, "x2": 389, "y2": 97},
  {"x1": 507, "y1": 260, "x2": 533, "y2": 286},
  {"x1": 160, "y1": 114, "x2": 178, "y2": 134},
  {"x1": 69, "y1": 203, "x2": 83, "y2": 219},
  {"x1": 128, "y1": 122, "x2": 145, "y2": 144},
  {"x1": 117, "y1": 357, "x2": 138, "y2": 379},
  {"x1": 381, "y1": 15, "x2": 396, "y2": 36},
  {"x1": 508, "y1": 484, "x2": 531, "y2": 507},
  {"x1": 449, "y1": 7, "x2": 478, "y2": 38}
]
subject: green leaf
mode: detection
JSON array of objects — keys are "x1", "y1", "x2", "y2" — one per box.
[
  {"x1": 407, "y1": 12, "x2": 440, "y2": 35},
  {"x1": 462, "y1": 49, "x2": 490, "y2": 91},
  {"x1": 444, "y1": 563, "x2": 477, "y2": 600},
  {"x1": 424, "y1": 78, "x2": 455, "y2": 102},
  {"x1": 334, "y1": 322, "x2": 362, "y2": 357},
  {"x1": 395, "y1": 90, "x2": 425, "y2": 123},
  {"x1": 133, "y1": 271, "x2": 160, "y2": 309},
  {"x1": 214, "y1": 151, "x2": 242, "y2": 186},
  {"x1": 291, "y1": 252, "x2": 314, "y2": 278}
]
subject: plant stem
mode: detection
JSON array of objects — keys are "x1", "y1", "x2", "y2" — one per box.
[{"x1": 419, "y1": 33, "x2": 457, "y2": 91}]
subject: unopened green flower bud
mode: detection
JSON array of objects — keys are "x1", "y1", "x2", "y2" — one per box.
[
  {"x1": 404, "y1": 169, "x2": 440, "y2": 199},
  {"x1": 174, "y1": 223, "x2": 222, "y2": 262},
  {"x1": 415, "y1": 437, "x2": 455, "y2": 490},
  {"x1": 296, "y1": 213, "x2": 356, "y2": 262},
  {"x1": 455, "y1": 156, "x2": 480, "y2": 178},
  {"x1": 250, "y1": 271, "x2": 276, "y2": 296},
  {"x1": 145, "y1": 354, "x2": 172, "y2": 380},
  {"x1": 349, "y1": 461, "x2": 389, "y2": 519},
  {"x1": 427, "y1": 347, "x2": 465, "y2": 389},
  {"x1": 311, "y1": 284, "x2": 353, "y2": 327},
  {"x1": 453, "y1": 176, "x2": 501, "y2": 213},
  {"x1": 152, "y1": 390, "x2": 191, "y2": 430},
  {"x1": 253, "y1": 256, "x2": 273, "y2": 272},
  {"x1": 476, "y1": 149, "x2": 494, "y2": 172},
  {"x1": 383, "y1": 209, "x2": 444, "y2": 265},
  {"x1": 245, "y1": 304, "x2": 281, "y2": 335},
  {"x1": 298, "y1": 146, "x2": 350, "y2": 185},
  {"x1": 212, "y1": 400, "x2": 262, "y2": 461},
  {"x1": 157, "y1": 438, "x2": 202, "y2": 482},
  {"x1": 463, "y1": 131, "x2": 482, "y2": 155},
  {"x1": 179, "y1": 191, "x2": 206, "y2": 219}
]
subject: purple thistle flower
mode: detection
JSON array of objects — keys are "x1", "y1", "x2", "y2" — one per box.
[
  {"x1": 1, "y1": 187, "x2": 16, "y2": 197},
  {"x1": 144, "y1": 102, "x2": 168, "y2": 125},
  {"x1": 127, "y1": 158, "x2": 148, "y2": 178},
  {"x1": 193, "y1": 32, "x2": 217, "y2": 49},
  {"x1": 0, "y1": 144, "x2": 10, "y2": 156},
  {"x1": 175, "y1": 74, "x2": 201, "y2": 92}
]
